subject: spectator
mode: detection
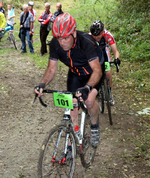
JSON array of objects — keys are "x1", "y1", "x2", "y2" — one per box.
[
  {"x1": 0, "y1": 1, "x2": 5, "y2": 16},
  {"x1": 0, "y1": 11, "x2": 6, "y2": 32},
  {"x1": 28, "y1": 1, "x2": 36, "y2": 43},
  {"x1": 38, "y1": 2, "x2": 52, "y2": 56},
  {"x1": 52, "y1": 2, "x2": 63, "y2": 22},
  {"x1": 20, "y1": 4, "x2": 34, "y2": 53},
  {"x1": 7, "y1": 4, "x2": 15, "y2": 30}
]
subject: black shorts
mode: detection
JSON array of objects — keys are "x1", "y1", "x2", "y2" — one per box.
[{"x1": 67, "y1": 70, "x2": 102, "y2": 93}]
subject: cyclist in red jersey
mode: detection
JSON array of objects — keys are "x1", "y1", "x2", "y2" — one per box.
[
  {"x1": 90, "y1": 20, "x2": 120, "y2": 105},
  {"x1": 35, "y1": 13, "x2": 103, "y2": 148}
]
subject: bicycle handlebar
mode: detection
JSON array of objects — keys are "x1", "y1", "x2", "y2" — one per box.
[
  {"x1": 110, "y1": 60, "x2": 119, "y2": 73},
  {"x1": 34, "y1": 89, "x2": 87, "y2": 111}
]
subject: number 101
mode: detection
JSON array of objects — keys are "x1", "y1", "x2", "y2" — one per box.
[{"x1": 57, "y1": 99, "x2": 69, "y2": 106}]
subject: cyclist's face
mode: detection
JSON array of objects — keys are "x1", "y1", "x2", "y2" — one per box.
[
  {"x1": 57, "y1": 34, "x2": 74, "y2": 51},
  {"x1": 92, "y1": 31, "x2": 104, "y2": 42}
]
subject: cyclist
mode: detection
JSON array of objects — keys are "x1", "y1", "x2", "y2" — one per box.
[
  {"x1": 35, "y1": 13, "x2": 103, "y2": 148},
  {"x1": 90, "y1": 20, "x2": 120, "y2": 105},
  {"x1": 28, "y1": 1, "x2": 36, "y2": 43},
  {"x1": 0, "y1": 11, "x2": 6, "y2": 32}
]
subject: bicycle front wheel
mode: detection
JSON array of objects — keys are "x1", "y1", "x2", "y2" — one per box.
[
  {"x1": 104, "y1": 78, "x2": 113, "y2": 125},
  {"x1": 38, "y1": 123, "x2": 76, "y2": 178},
  {"x1": 80, "y1": 115, "x2": 96, "y2": 168}
]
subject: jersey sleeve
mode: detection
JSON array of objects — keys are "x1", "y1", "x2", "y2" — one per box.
[
  {"x1": 38, "y1": 12, "x2": 43, "y2": 21},
  {"x1": 83, "y1": 38, "x2": 99, "y2": 62},
  {"x1": 105, "y1": 31, "x2": 115, "y2": 46},
  {"x1": 49, "y1": 38, "x2": 59, "y2": 61}
]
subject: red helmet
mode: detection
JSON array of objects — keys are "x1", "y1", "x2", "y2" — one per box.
[{"x1": 52, "y1": 13, "x2": 76, "y2": 38}]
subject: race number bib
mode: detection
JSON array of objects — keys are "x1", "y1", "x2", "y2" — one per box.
[{"x1": 53, "y1": 92, "x2": 73, "y2": 109}]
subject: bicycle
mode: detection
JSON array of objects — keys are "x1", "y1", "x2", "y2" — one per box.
[
  {"x1": 0, "y1": 24, "x2": 17, "y2": 50},
  {"x1": 34, "y1": 90, "x2": 97, "y2": 178},
  {"x1": 97, "y1": 60, "x2": 119, "y2": 125}
]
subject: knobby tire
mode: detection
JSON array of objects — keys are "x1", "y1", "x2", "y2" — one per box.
[
  {"x1": 104, "y1": 78, "x2": 113, "y2": 125},
  {"x1": 80, "y1": 114, "x2": 96, "y2": 168},
  {"x1": 38, "y1": 123, "x2": 76, "y2": 178}
]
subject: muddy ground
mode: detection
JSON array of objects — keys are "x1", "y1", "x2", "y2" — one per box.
[{"x1": 0, "y1": 45, "x2": 150, "y2": 178}]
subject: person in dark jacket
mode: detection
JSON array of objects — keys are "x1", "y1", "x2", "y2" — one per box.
[
  {"x1": 38, "y1": 2, "x2": 53, "y2": 56},
  {"x1": 52, "y1": 2, "x2": 63, "y2": 22},
  {"x1": 20, "y1": 4, "x2": 34, "y2": 53}
]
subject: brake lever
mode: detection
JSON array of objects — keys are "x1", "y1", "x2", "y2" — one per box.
[
  {"x1": 33, "y1": 93, "x2": 38, "y2": 104},
  {"x1": 39, "y1": 96, "x2": 47, "y2": 107},
  {"x1": 116, "y1": 64, "x2": 119, "y2": 73},
  {"x1": 33, "y1": 93, "x2": 47, "y2": 107}
]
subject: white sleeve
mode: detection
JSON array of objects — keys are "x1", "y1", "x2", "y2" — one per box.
[{"x1": 33, "y1": 9, "x2": 36, "y2": 17}]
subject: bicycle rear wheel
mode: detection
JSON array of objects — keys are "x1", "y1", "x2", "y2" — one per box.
[
  {"x1": 80, "y1": 115, "x2": 96, "y2": 168},
  {"x1": 97, "y1": 87, "x2": 104, "y2": 113},
  {"x1": 9, "y1": 33, "x2": 17, "y2": 50},
  {"x1": 104, "y1": 78, "x2": 113, "y2": 125},
  {"x1": 38, "y1": 123, "x2": 76, "y2": 178}
]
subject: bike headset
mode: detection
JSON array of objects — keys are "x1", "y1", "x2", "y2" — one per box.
[
  {"x1": 52, "y1": 13, "x2": 76, "y2": 47},
  {"x1": 90, "y1": 20, "x2": 104, "y2": 36}
]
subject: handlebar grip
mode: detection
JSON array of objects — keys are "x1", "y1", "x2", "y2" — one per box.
[{"x1": 116, "y1": 64, "x2": 119, "y2": 73}]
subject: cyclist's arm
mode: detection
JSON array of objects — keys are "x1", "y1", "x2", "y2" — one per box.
[
  {"x1": 40, "y1": 59, "x2": 58, "y2": 85},
  {"x1": 35, "y1": 59, "x2": 58, "y2": 96},
  {"x1": 110, "y1": 43, "x2": 120, "y2": 59},
  {"x1": 87, "y1": 58, "x2": 102, "y2": 88}
]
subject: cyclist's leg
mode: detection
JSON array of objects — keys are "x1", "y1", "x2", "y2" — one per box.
[
  {"x1": 86, "y1": 78, "x2": 102, "y2": 146},
  {"x1": 67, "y1": 71, "x2": 80, "y2": 126},
  {"x1": 85, "y1": 89, "x2": 100, "y2": 147},
  {"x1": 105, "y1": 46, "x2": 112, "y2": 88},
  {"x1": 106, "y1": 70, "x2": 112, "y2": 87},
  {"x1": 67, "y1": 70, "x2": 89, "y2": 126},
  {"x1": 85, "y1": 89, "x2": 99, "y2": 125}
]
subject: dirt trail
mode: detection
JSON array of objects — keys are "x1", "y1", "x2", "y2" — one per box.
[{"x1": 0, "y1": 49, "x2": 149, "y2": 178}]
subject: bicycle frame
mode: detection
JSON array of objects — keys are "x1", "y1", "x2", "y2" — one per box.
[{"x1": 51, "y1": 107, "x2": 87, "y2": 164}]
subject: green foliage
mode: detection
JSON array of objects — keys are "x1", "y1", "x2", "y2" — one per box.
[
  {"x1": 69, "y1": 0, "x2": 150, "y2": 63},
  {"x1": 108, "y1": 0, "x2": 150, "y2": 63},
  {"x1": 68, "y1": 0, "x2": 118, "y2": 32}
]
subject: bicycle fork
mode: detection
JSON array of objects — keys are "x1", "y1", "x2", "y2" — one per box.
[
  {"x1": 79, "y1": 111, "x2": 86, "y2": 153},
  {"x1": 52, "y1": 129, "x2": 63, "y2": 164},
  {"x1": 52, "y1": 109, "x2": 72, "y2": 164}
]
